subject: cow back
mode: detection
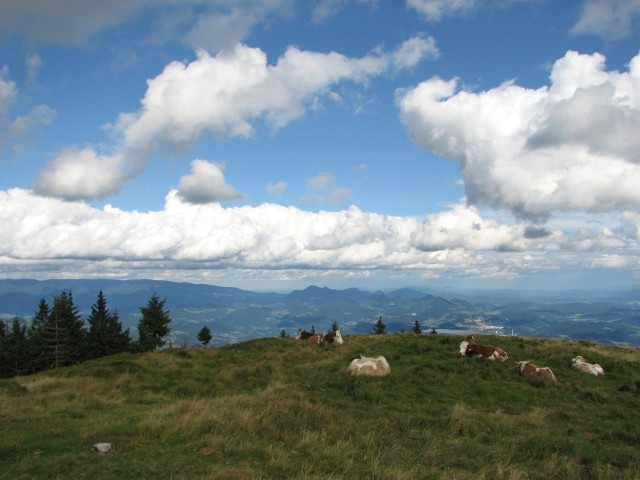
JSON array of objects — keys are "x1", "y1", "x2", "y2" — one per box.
[{"x1": 347, "y1": 355, "x2": 390, "y2": 376}]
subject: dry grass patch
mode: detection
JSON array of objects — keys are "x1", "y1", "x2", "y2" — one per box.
[{"x1": 449, "y1": 402, "x2": 481, "y2": 436}]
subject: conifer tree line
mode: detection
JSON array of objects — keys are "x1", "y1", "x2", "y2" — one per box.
[{"x1": 0, "y1": 290, "x2": 172, "y2": 378}]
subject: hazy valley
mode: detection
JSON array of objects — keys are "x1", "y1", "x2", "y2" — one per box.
[{"x1": 1, "y1": 279, "x2": 638, "y2": 348}]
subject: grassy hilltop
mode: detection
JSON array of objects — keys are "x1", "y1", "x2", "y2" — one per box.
[{"x1": 2, "y1": 333, "x2": 640, "y2": 479}]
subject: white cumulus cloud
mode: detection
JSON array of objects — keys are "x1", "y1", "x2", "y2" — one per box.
[
  {"x1": 411, "y1": 204, "x2": 535, "y2": 252},
  {"x1": 177, "y1": 160, "x2": 243, "y2": 204},
  {"x1": 35, "y1": 36, "x2": 438, "y2": 201},
  {"x1": 397, "y1": 50, "x2": 640, "y2": 220}
]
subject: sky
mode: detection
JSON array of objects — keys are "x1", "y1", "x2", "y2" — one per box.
[{"x1": 0, "y1": 0, "x2": 639, "y2": 292}]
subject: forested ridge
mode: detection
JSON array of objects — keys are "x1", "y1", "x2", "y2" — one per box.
[{"x1": 0, "y1": 290, "x2": 171, "y2": 378}]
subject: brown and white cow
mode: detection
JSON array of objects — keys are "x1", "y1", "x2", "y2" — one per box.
[
  {"x1": 305, "y1": 334, "x2": 324, "y2": 345},
  {"x1": 295, "y1": 330, "x2": 315, "y2": 340},
  {"x1": 321, "y1": 330, "x2": 344, "y2": 345},
  {"x1": 571, "y1": 355, "x2": 604, "y2": 376},
  {"x1": 302, "y1": 330, "x2": 344, "y2": 345},
  {"x1": 515, "y1": 361, "x2": 558, "y2": 382},
  {"x1": 459, "y1": 340, "x2": 508, "y2": 361},
  {"x1": 346, "y1": 355, "x2": 390, "y2": 376}
]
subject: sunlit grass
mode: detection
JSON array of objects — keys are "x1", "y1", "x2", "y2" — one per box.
[{"x1": 1, "y1": 334, "x2": 640, "y2": 479}]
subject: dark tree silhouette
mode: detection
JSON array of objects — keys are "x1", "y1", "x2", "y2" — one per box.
[
  {"x1": 86, "y1": 290, "x2": 130, "y2": 358},
  {"x1": 137, "y1": 293, "x2": 171, "y2": 352},
  {"x1": 197, "y1": 326, "x2": 213, "y2": 346},
  {"x1": 27, "y1": 299, "x2": 50, "y2": 372},
  {"x1": 40, "y1": 291, "x2": 86, "y2": 369},
  {"x1": 412, "y1": 319, "x2": 422, "y2": 334},
  {"x1": 372, "y1": 315, "x2": 386, "y2": 335},
  {"x1": 0, "y1": 318, "x2": 30, "y2": 377}
]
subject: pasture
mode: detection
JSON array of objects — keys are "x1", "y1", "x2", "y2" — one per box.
[{"x1": 1, "y1": 333, "x2": 640, "y2": 479}]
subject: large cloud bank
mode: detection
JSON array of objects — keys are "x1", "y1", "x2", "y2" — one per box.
[
  {"x1": 0, "y1": 188, "x2": 635, "y2": 285},
  {"x1": 397, "y1": 50, "x2": 640, "y2": 221}
]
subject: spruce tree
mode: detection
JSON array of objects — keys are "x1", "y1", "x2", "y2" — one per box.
[
  {"x1": 41, "y1": 291, "x2": 86, "y2": 368},
  {"x1": 137, "y1": 293, "x2": 171, "y2": 352},
  {"x1": 0, "y1": 318, "x2": 30, "y2": 377},
  {"x1": 28, "y1": 298, "x2": 50, "y2": 372},
  {"x1": 197, "y1": 326, "x2": 212, "y2": 346},
  {"x1": 372, "y1": 315, "x2": 386, "y2": 335},
  {"x1": 412, "y1": 319, "x2": 422, "y2": 334},
  {"x1": 0, "y1": 320, "x2": 7, "y2": 376},
  {"x1": 86, "y1": 290, "x2": 130, "y2": 359}
]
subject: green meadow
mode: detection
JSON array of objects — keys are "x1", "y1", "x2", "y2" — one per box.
[{"x1": 2, "y1": 333, "x2": 639, "y2": 479}]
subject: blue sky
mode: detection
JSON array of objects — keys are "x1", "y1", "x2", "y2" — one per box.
[{"x1": 1, "y1": 0, "x2": 639, "y2": 292}]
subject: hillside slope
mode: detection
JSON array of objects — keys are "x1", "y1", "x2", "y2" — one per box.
[{"x1": 2, "y1": 334, "x2": 640, "y2": 479}]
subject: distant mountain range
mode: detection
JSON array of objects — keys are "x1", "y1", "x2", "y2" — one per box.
[{"x1": 1, "y1": 279, "x2": 638, "y2": 347}]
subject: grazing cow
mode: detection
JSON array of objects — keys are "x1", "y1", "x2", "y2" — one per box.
[
  {"x1": 295, "y1": 330, "x2": 315, "y2": 340},
  {"x1": 459, "y1": 340, "x2": 508, "y2": 361},
  {"x1": 322, "y1": 330, "x2": 344, "y2": 345},
  {"x1": 515, "y1": 361, "x2": 558, "y2": 382},
  {"x1": 571, "y1": 356, "x2": 604, "y2": 376},
  {"x1": 347, "y1": 355, "x2": 390, "y2": 376}
]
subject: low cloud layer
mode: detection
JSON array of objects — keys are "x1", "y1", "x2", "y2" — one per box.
[
  {"x1": 0, "y1": 188, "x2": 636, "y2": 285},
  {"x1": 34, "y1": 37, "x2": 438, "y2": 201},
  {"x1": 397, "y1": 50, "x2": 640, "y2": 221}
]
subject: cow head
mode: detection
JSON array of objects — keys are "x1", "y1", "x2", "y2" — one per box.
[
  {"x1": 458, "y1": 341, "x2": 469, "y2": 357},
  {"x1": 333, "y1": 330, "x2": 344, "y2": 344}
]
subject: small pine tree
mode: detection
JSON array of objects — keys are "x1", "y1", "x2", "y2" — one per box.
[
  {"x1": 197, "y1": 326, "x2": 213, "y2": 346},
  {"x1": 279, "y1": 329, "x2": 289, "y2": 338},
  {"x1": 412, "y1": 319, "x2": 422, "y2": 334},
  {"x1": 137, "y1": 293, "x2": 171, "y2": 352},
  {"x1": 330, "y1": 321, "x2": 339, "y2": 332},
  {"x1": 372, "y1": 315, "x2": 386, "y2": 335}
]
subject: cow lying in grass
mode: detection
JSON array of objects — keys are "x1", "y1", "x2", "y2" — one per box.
[
  {"x1": 301, "y1": 330, "x2": 344, "y2": 345},
  {"x1": 459, "y1": 338, "x2": 508, "y2": 361},
  {"x1": 572, "y1": 355, "x2": 604, "y2": 376},
  {"x1": 515, "y1": 361, "x2": 558, "y2": 383},
  {"x1": 305, "y1": 334, "x2": 324, "y2": 345},
  {"x1": 347, "y1": 355, "x2": 390, "y2": 376},
  {"x1": 295, "y1": 330, "x2": 315, "y2": 340},
  {"x1": 322, "y1": 330, "x2": 343, "y2": 344}
]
